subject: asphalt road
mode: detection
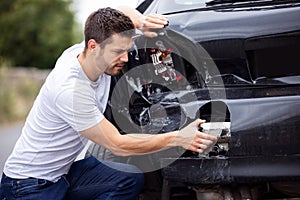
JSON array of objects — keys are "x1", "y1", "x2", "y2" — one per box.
[{"x1": 0, "y1": 123, "x2": 23, "y2": 179}]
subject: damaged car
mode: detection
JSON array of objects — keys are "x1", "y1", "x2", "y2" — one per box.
[{"x1": 86, "y1": 0, "x2": 300, "y2": 199}]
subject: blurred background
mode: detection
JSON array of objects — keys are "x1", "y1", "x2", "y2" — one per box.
[
  {"x1": 0, "y1": 0, "x2": 137, "y2": 176},
  {"x1": 0, "y1": 0, "x2": 138, "y2": 124}
]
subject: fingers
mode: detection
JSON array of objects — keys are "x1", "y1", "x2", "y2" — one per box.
[
  {"x1": 189, "y1": 141, "x2": 210, "y2": 152},
  {"x1": 193, "y1": 118, "x2": 206, "y2": 127},
  {"x1": 189, "y1": 131, "x2": 218, "y2": 153},
  {"x1": 143, "y1": 14, "x2": 168, "y2": 29},
  {"x1": 195, "y1": 137, "x2": 215, "y2": 146},
  {"x1": 138, "y1": 14, "x2": 168, "y2": 37},
  {"x1": 178, "y1": 119, "x2": 218, "y2": 153},
  {"x1": 142, "y1": 31, "x2": 159, "y2": 38},
  {"x1": 198, "y1": 130, "x2": 218, "y2": 141}
]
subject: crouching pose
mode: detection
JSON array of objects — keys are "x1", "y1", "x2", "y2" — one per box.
[{"x1": 0, "y1": 7, "x2": 216, "y2": 200}]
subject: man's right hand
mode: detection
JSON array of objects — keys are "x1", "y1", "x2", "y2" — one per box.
[{"x1": 176, "y1": 119, "x2": 218, "y2": 153}]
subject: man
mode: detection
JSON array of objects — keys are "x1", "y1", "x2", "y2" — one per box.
[{"x1": 0, "y1": 7, "x2": 217, "y2": 200}]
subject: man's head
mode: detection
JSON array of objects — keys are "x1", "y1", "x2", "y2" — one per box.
[
  {"x1": 84, "y1": 7, "x2": 135, "y2": 50},
  {"x1": 81, "y1": 7, "x2": 136, "y2": 77}
]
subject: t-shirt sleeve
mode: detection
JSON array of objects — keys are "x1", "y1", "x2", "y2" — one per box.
[{"x1": 55, "y1": 82, "x2": 104, "y2": 132}]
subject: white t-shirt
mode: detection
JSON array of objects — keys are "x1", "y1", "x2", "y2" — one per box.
[{"x1": 4, "y1": 42, "x2": 111, "y2": 182}]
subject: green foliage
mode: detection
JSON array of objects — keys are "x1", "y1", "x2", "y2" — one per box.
[
  {"x1": 0, "y1": 0, "x2": 80, "y2": 69},
  {"x1": 0, "y1": 67, "x2": 46, "y2": 124},
  {"x1": 0, "y1": 67, "x2": 17, "y2": 123}
]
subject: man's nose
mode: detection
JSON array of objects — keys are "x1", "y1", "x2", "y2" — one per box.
[{"x1": 119, "y1": 52, "x2": 128, "y2": 62}]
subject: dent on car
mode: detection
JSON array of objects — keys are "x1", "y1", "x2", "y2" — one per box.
[{"x1": 88, "y1": 0, "x2": 300, "y2": 198}]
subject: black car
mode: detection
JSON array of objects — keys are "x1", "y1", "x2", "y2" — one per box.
[{"x1": 86, "y1": 0, "x2": 300, "y2": 199}]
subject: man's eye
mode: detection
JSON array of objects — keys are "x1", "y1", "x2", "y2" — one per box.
[{"x1": 114, "y1": 50, "x2": 124, "y2": 55}]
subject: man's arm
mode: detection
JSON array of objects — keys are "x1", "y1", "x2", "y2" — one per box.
[
  {"x1": 80, "y1": 117, "x2": 216, "y2": 156},
  {"x1": 116, "y1": 6, "x2": 169, "y2": 37},
  {"x1": 79, "y1": 7, "x2": 216, "y2": 156}
]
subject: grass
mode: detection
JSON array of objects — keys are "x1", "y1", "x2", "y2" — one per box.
[{"x1": 0, "y1": 67, "x2": 49, "y2": 124}]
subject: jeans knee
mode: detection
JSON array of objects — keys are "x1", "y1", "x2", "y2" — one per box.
[
  {"x1": 123, "y1": 172, "x2": 144, "y2": 198},
  {"x1": 130, "y1": 165, "x2": 144, "y2": 190},
  {"x1": 134, "y1": 172, "x2": 144, "y2": 192}
]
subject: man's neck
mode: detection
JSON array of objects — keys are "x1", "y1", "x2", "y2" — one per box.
[{"x1": 77, "y1": 52, "x2": 100, "y2": 82}]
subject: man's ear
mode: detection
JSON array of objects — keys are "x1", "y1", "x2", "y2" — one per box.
[{"x1": 87, "y1": 39, "x2": 97, "y2": 52}]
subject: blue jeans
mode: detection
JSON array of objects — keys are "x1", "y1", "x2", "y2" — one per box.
[{"x1": 0, "y1": 156, "x2": 144, "y2": 200}]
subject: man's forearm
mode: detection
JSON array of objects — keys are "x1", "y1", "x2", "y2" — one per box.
[
  {"x1": 116, "y1": 6, "x2": 144, "y2": 29},
  {"x1": 111, "y1": 131, "x2": 179, "y2": 156}
]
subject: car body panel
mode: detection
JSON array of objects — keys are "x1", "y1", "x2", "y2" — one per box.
[
  {"x1": 133, "y1": 0, "x2": 300, "y2": 187},
  {"x1": 88, "y1": 0, "x2": 300, "y2": 196}
]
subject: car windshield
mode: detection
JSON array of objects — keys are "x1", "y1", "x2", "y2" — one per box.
[
  {"x1": 155, "y1": 0, "x2": 286, "y2": 14},
  {"x1": 157, "y1": 0, "x2": 206, "y2": 14}
]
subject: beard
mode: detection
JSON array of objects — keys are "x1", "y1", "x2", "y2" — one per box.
[{"x1": 104, "y1": 63, "x2": 125, "y2": 76}]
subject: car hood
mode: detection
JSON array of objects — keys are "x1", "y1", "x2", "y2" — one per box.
[{"x1": 166, "y1": 5, "x2": 300, "y2": 42}]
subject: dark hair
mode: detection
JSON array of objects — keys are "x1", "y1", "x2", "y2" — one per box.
[{"x1": 84, "y1": 7, "x2": 135, "y2": 50}]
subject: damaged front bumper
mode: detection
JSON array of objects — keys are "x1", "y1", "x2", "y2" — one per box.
[{"x1": 161, "y1": 155, "x2": 300, "y2": 185}]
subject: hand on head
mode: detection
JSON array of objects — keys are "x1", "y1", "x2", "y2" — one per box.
[{"x1": 138, "y1": 14, "x2": 169, "y2": 37}]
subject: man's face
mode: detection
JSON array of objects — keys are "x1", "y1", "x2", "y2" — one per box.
[{"x1": 95, "y1": 34, "x2": 132, "y2": 76}]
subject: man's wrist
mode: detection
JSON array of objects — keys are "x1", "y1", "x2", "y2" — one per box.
[{"x1": 167, "y1": 130, "x2": 180, "y2": 148}]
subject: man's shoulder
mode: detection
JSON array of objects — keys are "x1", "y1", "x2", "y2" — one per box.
[
  {"x1": 50, "y1": 42, "x2": 85, "y2": 85},
  {"x1": 63, "y1": 42, "x2": 85, "y2": 56},
  {"x1": 55, "y1": 42, "x2": 84, "y2": 65}
]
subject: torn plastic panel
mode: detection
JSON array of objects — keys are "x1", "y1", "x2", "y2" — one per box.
[
  {"x1": 108, "y1": 78, "x2": 300, "y2": 172},
  {"x1": 127, "y1": 87, "x2": 300, "y2": 154},
  {"x1": 127, "y1": 29, "x2": 207, "y2": 88},
  {"x1": 102, "y1": 26, "x2": 300, "y2": 163},
  {"x1": 110, "y1": 28, "x2": 222, "y2": 133},
  {"x1": 98, "y1": 29, "x2": 229, "y2": 170},
  {"x1": 111, "y1": 28, "x2": 300, "y2": 156},
  {"x1": 129, "y1": 1, "x2": 300, "y2": 195}
]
